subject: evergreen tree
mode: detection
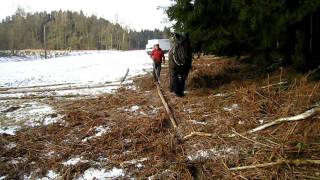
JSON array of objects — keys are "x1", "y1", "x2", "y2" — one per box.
[{"x1": 167, "y1": 0, "x2": 320, "y2": 70}]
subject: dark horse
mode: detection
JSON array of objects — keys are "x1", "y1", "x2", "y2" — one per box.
[{"x1": 169, "y1": 33, "x2": 192, "y2": 97}]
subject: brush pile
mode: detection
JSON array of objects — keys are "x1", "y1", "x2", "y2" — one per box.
[{"x1": 1, "y1": 56, "x2": 320, "y2": 179}]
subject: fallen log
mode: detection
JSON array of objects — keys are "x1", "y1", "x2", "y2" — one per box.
[
  {"x1": 155, "y1": 82, "x2": 178, "y2": 129},
  {"x1": 229, "y1": 159, "x2": 320, "y2": 171}
]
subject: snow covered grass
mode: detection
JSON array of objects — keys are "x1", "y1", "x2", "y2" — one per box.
[
  {"x1": 0, "y1": 50, "x2": 153, "y2": 136},
  {"x1": 0, "y1": 101, "x2": 62, "y2": 135}
]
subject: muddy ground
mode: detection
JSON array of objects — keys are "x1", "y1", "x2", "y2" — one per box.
[{"x1": 1, "y1": 56, "x2": 320, "y2": 179}]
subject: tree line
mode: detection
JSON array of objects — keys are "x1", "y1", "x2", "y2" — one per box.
[
  {"x1": 167, "y1": 0, "x2": 320, "y2": 71},
  {"x1": 0, "y1": 8, "x2": 167, "y2": 52}
]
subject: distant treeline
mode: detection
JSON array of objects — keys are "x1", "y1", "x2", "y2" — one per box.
[
  {"x1": 167, "y1": 0, "x2": 320, "y2": 71},
  {"x1": 0, "y1": 8, "x2": 168, "y2": 52}
]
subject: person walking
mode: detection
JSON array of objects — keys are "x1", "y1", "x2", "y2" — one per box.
[{"x1": 150, "y1": 44, "x2": 165, "y2": 82}]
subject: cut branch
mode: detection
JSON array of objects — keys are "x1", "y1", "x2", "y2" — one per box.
[
  {"x1": 229, "y1": 159, "x2": 320, "y2": 171},
  {"x1": 184, "y1": 106, "x2": 320, "y2": 140},
  {"x1": 120, "y1": 68, "x2": 130, "y2": 84},
  {"x1": 246, "y1": 107, "x2": 320, "y2": 134}
]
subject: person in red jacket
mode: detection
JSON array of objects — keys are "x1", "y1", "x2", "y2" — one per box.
[{"x1": 150, "y1": 44, "x2": 165, "y2": 82}]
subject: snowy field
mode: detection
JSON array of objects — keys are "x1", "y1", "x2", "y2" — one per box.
[
  {"x1": 0, "y1": 50, "x2": 152, "y2": 88},
  {"x1": 0, "y1": 50, "x2": 153, "y2": 135}
]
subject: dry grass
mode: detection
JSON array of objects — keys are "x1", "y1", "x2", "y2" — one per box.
[{"x1": 1, "y1": 56, "x2": 320, "y2": 179}]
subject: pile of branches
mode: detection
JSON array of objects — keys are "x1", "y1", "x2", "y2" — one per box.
[{"x1": 1, "y1": 57, "x2": 320, "y2": 179}]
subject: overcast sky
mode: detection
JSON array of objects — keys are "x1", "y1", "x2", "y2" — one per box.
[{"x1": 0, "y1": 0, "x2": 173, "y2": 31}]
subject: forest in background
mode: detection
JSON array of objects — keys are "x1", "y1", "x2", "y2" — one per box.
[
  {"x1": 167, "y1": 0, "x2": 320, "y2": 71},
  {"x1": 0, "y1": 8, "x2": 168, "y2": 52}
]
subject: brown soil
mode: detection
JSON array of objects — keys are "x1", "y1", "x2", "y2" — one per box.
[{"x1": 1, "y1": 56, "x2": 320, "y2": 179}]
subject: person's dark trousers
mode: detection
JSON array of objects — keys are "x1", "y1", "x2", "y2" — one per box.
[{"x1": 153, "y1": 61, "x2": 162, "y2": 81}]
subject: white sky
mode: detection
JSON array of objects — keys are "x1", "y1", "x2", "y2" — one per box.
[{"x1": 0, "y1": 0, "x2": 173, "y2": 31}]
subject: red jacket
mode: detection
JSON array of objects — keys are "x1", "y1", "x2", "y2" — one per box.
[{"x1": 151, "y1": 48, "x2": 164, "y2": 63}]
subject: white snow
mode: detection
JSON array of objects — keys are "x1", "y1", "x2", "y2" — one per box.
[
  {"x1": 223, "y1": 104, "x2": 240, "y2": 112},
  {"x1": 8, "y1": 157, "x2": 28, "y2": 164},
  {"x1": 4, "y1": 142, "x2": 17, "y2": 149},
  {"x1": 38, "y1": 170, "x2": 60, "y2": 180},
  {"x1": 78, "y1": 167, "x2": 124, "y2": 180},
  {"x1": 0, "y1": 125, "x2": 20, "y2": 135},
  {"x1": 189, "y1": 120, "x2": 207, "y2": 125},
  {"x1": 187, "y1": 146, "x2": 237, "y2": 161},
  {"x1": 121, "y1": 157, "x2": 148, "y2": 168},
  {"x1": 82, "y1": 126, "x2": 110, "y2": 142},
  {"x1": 0, "y1": 50, "x2": 152, "y2": 88},
  {"x1": 0, "y1": 101, "x2": 62, "y2": 135},
  {"x1": 128, "y1": 105, "x2": 139, "y2": 112},
  {"x1": 62, "y1": 157, "x2": 89, "y2": 166}
]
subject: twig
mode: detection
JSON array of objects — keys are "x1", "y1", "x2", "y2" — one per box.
[
  {"x1": 305, "y1": 65, "x2": 320, "y2": 79},
  {"x1": 231, "y1": 130, "x2": 274, "y2": 148},
  {"x1": 120, "y1": 68, "x2": 130, "y2": 84},
  {"x1": 261, "y1": 81, "x2": 288, "y2": 89},
  {"x1": 184, "y1": 131, "x2": 214, "y2": 139},
  {"x1": 229, "y1": 159, "x2": 320, "y2": 171}
]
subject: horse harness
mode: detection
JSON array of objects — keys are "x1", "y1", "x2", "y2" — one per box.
[{"x1": 171, "y1": 45, "x2": 185, "y2": 66}]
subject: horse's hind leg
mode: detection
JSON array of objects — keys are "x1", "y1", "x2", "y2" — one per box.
[
  {"x1": 169, "y1": 68, "x2": 174, "y2": 92},
  {"x1": 175, "y1": 74, "x2": 185, "y2": 97}
]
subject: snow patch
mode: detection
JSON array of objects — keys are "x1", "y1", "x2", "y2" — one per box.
[
  {"x1": 238, "y1": 120, "x2": 245, "y2": 125},
  {"x1": 189, "y1": 120, "x2": 207, "y2": 125},
  {"x1": 38, "y1": 170, "x2": 60, "y2": 180},
  {"x1": 128, "y1": 105, "x2": 139, "y2": 112},
  {"x1": 78, "y1": 167, "x2": 124, "y2": 180},
  {"x1": 4, "y1": 101, "x2": 61, "y2": 127},
  {"x1": 121, "y1": 157, "x2": 148, "y2": 168},
  {"x1": 4, "y1": 142, "x2": 17, "y2": 149},
  {"x1": 223, "y1": 104, "x2": 239, "y2": 112},
  {"x1": 82, "y1": 126, "x2": 110, "y2": 142},
  {"x1": 187, "y1": 146, "x2": 237, "y2": 161},
  {"x1": 0, "y1": 126, "x2": 20, "y2": 135},
  {"x1": 8, "y1": 157, "x2": 28, "y2": 164},
  {"x1": 62, "y1": 157, "x2": 89, "y2": 166}
]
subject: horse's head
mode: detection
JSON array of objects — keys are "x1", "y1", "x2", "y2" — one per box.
[
  {"x1": 173, "y1": 32, "x2": 190, "y2": 47},
  {"x1": 171, "y1": 33, "x2": 191, "y2": 66}
]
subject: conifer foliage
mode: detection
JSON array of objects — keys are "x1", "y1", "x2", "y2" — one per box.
[{"x1": 167, "y1": 0, "x2": 320, "y2": 70}]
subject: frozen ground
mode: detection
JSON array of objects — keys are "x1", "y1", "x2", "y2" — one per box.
[
  {"x1": 0, "y1": 50, "x2": 154, "y2": 178},
  {"x1": 0, "y1": 50, "x2": 153, "y2": 135}
]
